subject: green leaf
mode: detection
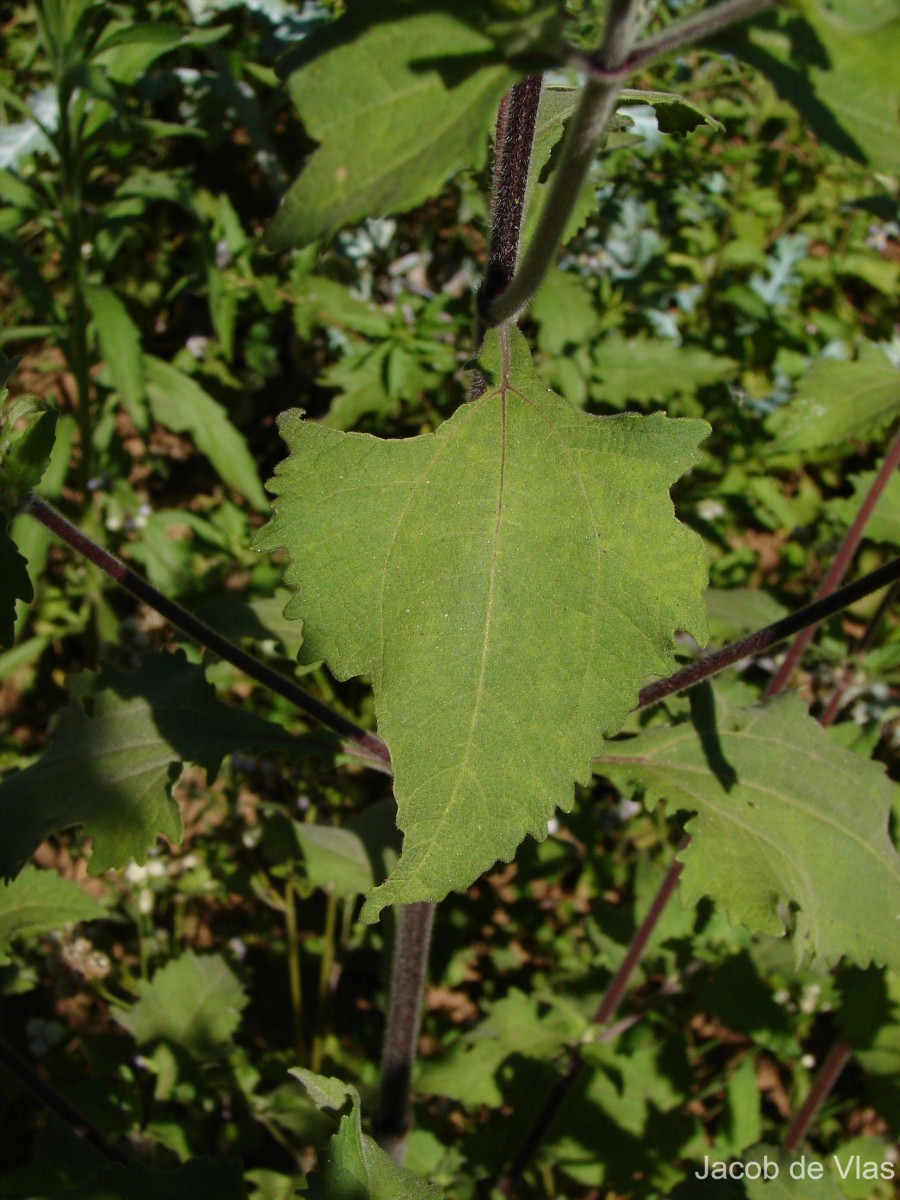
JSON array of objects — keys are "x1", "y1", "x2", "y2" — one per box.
[
  {"x1": 114, "y1": 951, "x2": 247, "y2": 1061},
  {"x1": 51, "y1": 1157, "x2": 250, "y2": 1199},
  {"x1": 593, "y1": 333, "x2": 738, "y2": 408},
  {"x1": 3, "y1": 407, "x2": 59, "y2": 496},
  {"x1": 290, "y1": 1069, "x2": 444, "y2": 1200},
  {"x1": 705, "y1": 588, "x2": 788, "y2": 642},
  {"x1": 293, "y1": 822, "x2": 376, "y2": 898},
  {"x1": 144, "y1": 356, "x2": 267, "y2": 510},
  {"x1": 742, "y1": 1147, "x2": 850, "y2": 1199},
  {"x1": 725, "y1": 0, "x2": 900, "y2": 173},
  {"x1": 86, "y1": 284, "x2": 148, "y2": 432},
  {"x1": 767, "y1": 345, "x2": 900, "y2": 452},
  {"x1": 418, "y1": 988, "x2": 578, "y2": 1107},
  {"x1": 0, "y1": 865, "x2": 106, "y2": 965},
  {"x1": 618, "y1": 88, "x2": 724, "y2": 137},
  {"x1": 267, "y1": 3, "x2": 551, "y2": 250},
  {"x1": 829, "y1": 469, "x2": 900, "y2": 546},
  {"x1": 600, "y1": 693, "x2": 900, "y2": 969},
  {"x1": 256, "y1": 326, "x2": 708, "y2": 921},
  {"x1": 0, "y1": 528, "x2": 33, "y2": 648},
  {"x1": 0, "y1": 650, "x2": 303, "y2": 880}
]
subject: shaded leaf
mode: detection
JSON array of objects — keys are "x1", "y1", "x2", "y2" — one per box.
[
  {"x1": 767, "y1": 345, "x2": 900, "y2": 452},
  {"x1": 0, "y1": 650, "x2": 304, "y2": 879},
  {"x1": 705, "y1": 587, "x2": 788, "y2": 642},
  {"x1": 724, "y1": 0, "x2": 900, "y2": 173},
  {"x1": 593, "y1": 333, "x2": 738, "y2": 408},
  {"x1": 53, "y1": 1156, "x2": 249, "y2": 1199},
  {"x1": 291, "y1": 1069, "x2": 444, "y2": 1200},
  {"x1": 0, "y1": 865, "x2": 106, "y2": 965},
  {"x1": 743, "y1": 1146, "x2": 849, "y2": 1199},
  {"x1": 266, "y1": 3, "x2": 560, "y2": 249},
  {"x1": 600, "y1": 694, "x2": 900, "y2": 968},
  {"x1": 256, "y1": 326, "x2": 708, "y2": 920},
  {"x1": 86, "y1": 284, "x2": 148, "y2": 431},
  {"x1": 145, "y1": 356, "x2": 267, "y2": 510},
  {"x1": 115, "y1": 951, "x2": 247, "y2": 1061},
  {"x1": 0, "y1": 528, "x2": 32, "y2": 648}
]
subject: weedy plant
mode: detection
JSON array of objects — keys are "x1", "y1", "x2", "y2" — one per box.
[{"x1": 0, "y1": 0, "x2": 899, "y2": 1197}]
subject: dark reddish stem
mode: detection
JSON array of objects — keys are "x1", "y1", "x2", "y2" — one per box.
[
  {"x1": 373, "y1": 902, "x2": 436, "y2": 1163},
  {"x1": 20, "y1": 495, "x2": 391, "y2": 771},
  {"x1": 764, "y1": 428, "x2": 900, "y2": 698},
  {"x1": 783, "y1": 1041, "x2": 853, "y2": 1152}
]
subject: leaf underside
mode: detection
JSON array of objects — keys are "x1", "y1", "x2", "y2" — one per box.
[
  {"x1": 256, "y1": 327, "x2": 709, "y2": 920},
  {"x1": 601, "y1": 693, "x2": 900, "y2": 969}
]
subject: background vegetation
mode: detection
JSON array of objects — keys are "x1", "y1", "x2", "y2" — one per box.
[{"x1": 0, "y1": 1, "x2": 898, "y2": 1197}]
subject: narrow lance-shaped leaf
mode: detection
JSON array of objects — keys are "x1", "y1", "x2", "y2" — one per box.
[
  {"x1": 599, "y1": 693, "x2": 900, "y2": 969},
  {"x1": 0, "y1": 650, "x2": 310, "y2": 880},
  {"x1": 256, "y1": 326, "x2": 709, "y2": 921},
  {"x1": 266, "y1": 2, "x2": 561, "y2": 250}
]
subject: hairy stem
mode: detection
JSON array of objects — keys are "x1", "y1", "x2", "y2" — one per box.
[
  {"x1": 20, "y1": 495, "x2": 391, "y2": 771},
  {"x1": 373, "y1": 901, "x2": 435, "y2": 1163},
  {"x1": 637, "y1": 556, "x2": 900, "y2": 710},
  {"x1": 285, "y1": 878, "x2": 308, "y2": 1066},
  {"x1": 605, "y1": 0, "x2": 776, "y2": 76},
  {"x1": 765, "y1": 428, "x2": 900, "y2": 697},
  {"x1": 486, "y1": 0, "x2": 642, "y2": 325}
]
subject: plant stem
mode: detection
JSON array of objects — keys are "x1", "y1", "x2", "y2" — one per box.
[
  {"x1": 497, "y1": 847, "x2": 685, "y2": 1195},
  {"x1": 285, "y1": 878, "x2": 307, "y2": 1065},
  {"x1": 486, "y1": 0, "x2": 642, "y2": 325},
  {"x1": 373, "y1": 901, "x2": 435, "y2": 1163},
  {"x1": 636, "y1": 556, "x2": 900, "y2": 710},
  {"x1": 783, "y1": 1040, "x2": 853, "y2": 1152},
  {"x1": 312, "y1": 890, "x2": 339, "y2": 1074},
  {"x1": 764, "y1": 428, "x2": 900, "y2": 698},
  {"x1": 479, "y1": 75, "x2": 544, "y2": 322},
  {"x1": 0, "y1": 1037, "x2": 128, "y2": 1165},
  {"x1": 19, "y1": 495, "x2": 391, "y2": 771},
  {"x1": 596, "y1": 0, "x2": 775, "y2": 77}
]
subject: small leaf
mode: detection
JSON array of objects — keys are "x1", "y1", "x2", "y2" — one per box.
[
  {"x1": 115, "y1": 951, "x2": 248, "y2": 1061},
  {"x1": 144, "y1": 356, "x2": 267, "y2": 509},
  {"x1": 618, "y1": 88, "x2": 723, "y2": 136},
  {"x1": 0, "y1": 650, "x2": 304, "y2": 879},
  {"x1": 293, "y1": 823, "x2": 376, "y2": 898},
  {"x1": 829, "y1": 469, "x2": 900, "y2": 547},
  {"x1": 256, "y1": 326, "x2": 708, "y2": 921},
  {"x1": 4, "y1": 407, "x2": 60, "y2": 495},
  {"x1": 600, "y1": 693, "x2": 900, "y2": 969},
  {"x1": 86, "y1": 284, "x2": 148, "y2": 431},
  {"x1": 0, "y1": 528, "x2": 33, "y2": 648},
  {"x1": 267, "y1": 3, "x2": 557, "y2": 249},
  {"x1": 593, "y1": 333, "x2": 738, "y2": 408},
  {"x1": 290, "y1": 1070, "x2": 444, "y2": 1200},
  {"x1": 0, "y1": 865, "x2": 106, "y2": 965},
  {"x1": 767, "y1": 344, "x2": 900, "y2": 452}
]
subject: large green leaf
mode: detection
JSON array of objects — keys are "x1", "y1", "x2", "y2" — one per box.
[
  {"x1": 600, "y1": 693, "x2": 900, "y2": 969},
  {"x1": 266, "y1": 3, "x2": 561, "y2": 250},
  {"x1": 767, "y1": 345, "x2": 900, "y2": 452},
  {"x1": 144, "y1": 356, "x2": 267, "y2": 510},
  {"x1": 725, "y1": 0, "x2": 900, "y2": 173},
  {"x1": 0, "y1": 865, "x2": 106, "y2": 965},
  {"x1": 291, "y1": 1069, "x2": 444, "y2": 1200},
  {"x1": 256, "y1": 326, "x2": 708, "y2": 920},
  {"x1": 0, "y1": 651, "x2": 304, "y2": 879},
  {"x1": 114, "y1": 951, "x2": 248, "y2": 1061},
  {"x1": 593, "y1": 333, "x2": 738, "y2": 408}
]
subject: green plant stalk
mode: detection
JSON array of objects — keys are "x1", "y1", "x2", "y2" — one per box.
[
  {"x1": 312, "y1": 890, "x2": 339, "y2": 1074},
  {"x1": 285, "y1": 878, "x2": 307, "y2": 1066}
]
